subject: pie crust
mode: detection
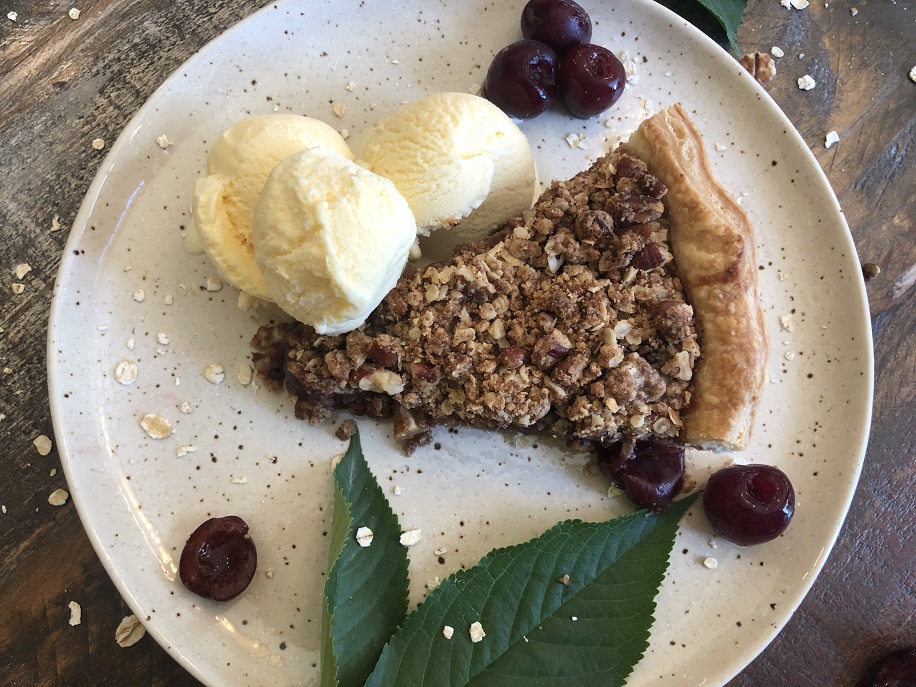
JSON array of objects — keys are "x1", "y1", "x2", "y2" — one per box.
[
  {"x1": 252, "y1": 105, "x2": 766, "y2": 454},
  {"x1": 625, "y1": 104, "x2": 767, "y2": 451}
]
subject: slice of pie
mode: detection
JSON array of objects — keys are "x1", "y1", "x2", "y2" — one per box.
[{"x1": 251, "y1": 105, "x2": 767, "y2": 454}]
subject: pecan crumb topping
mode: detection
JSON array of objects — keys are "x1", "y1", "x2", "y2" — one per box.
[{"x1": 251, "y1": 148, "x2": 698, "y2": 452}]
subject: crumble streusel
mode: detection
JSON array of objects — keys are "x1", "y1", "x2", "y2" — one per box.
[{"x1": 251, "y1": 147, "x2": 698, "y2": 453}]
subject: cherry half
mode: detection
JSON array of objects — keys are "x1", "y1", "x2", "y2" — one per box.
[
  {"x1": 703, "y1": 465, "x2": 795, "y2": 545},
  {"x1": 483, "y1": 39, "x2": 558, "y2": 119},
  {"x1": 597, "y1": 440, "x2": 685, "y2": 512},
  {"x1": 558, "y1": 43, "x2": 626, "y2": 118},
  {"x1": 179, "y1": 515, "x2": 257, "y2": 601},
  {"x1": 521, "y1": 0, "x2": 592, "y2": 56}
]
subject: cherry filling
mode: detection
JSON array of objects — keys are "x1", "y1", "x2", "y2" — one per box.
[{"x1": 179, "y1": 515, "x2": 257, "y2": 601}]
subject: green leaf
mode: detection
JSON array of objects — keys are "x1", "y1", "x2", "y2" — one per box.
[
  {"x1": 654, "y1": 0, "x2": 748, "y2": 55},
  {"x1": 364, "y1": 493, "x2": 699, "y2": 687},
  {"x1": 694, "y1": 0, "x2": 747, "y2": 54},
  {"x1": 321, "y1": 430, "x2": 410, "y2": 687}
]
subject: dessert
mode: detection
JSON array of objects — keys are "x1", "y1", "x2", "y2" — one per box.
[
  {"x1": 191, "y1": 114, "x2": 354, "y2": 300},
  {"x1": 360, "y1": 92, "x2": 538, "y2": 254},
  {"x1": 252, "y1": 147, "x2": 416, "y2": 335},
  {"x1": 251, "y1": 105, "x2": 766, "y2": 454}
]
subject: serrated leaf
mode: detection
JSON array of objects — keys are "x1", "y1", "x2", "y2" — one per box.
[
  {"x1": 321, "y1": 430, "x2": 409, "y2": 687},
  {"x1": 654, "y1": 0, "x2": 747, "y2": 55},
  {"x1": 694, "y1": 0, "x2": 747, "y2": 54},
  {"x1": 364, "y1": 493, "x2": 699, "y2": 687}
]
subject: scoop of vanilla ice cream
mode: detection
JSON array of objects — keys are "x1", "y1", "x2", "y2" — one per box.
[
  {"x1": 191, "y1": 115, "x2": 354, "y2": 300},
  {"x1": 252, "y1": 147, "x2": 416, "y2": 335},
  {"x1": 360, "y1": 93, "x2": 538, "y2": 260}
]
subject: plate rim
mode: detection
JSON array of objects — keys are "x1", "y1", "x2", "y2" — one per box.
[{"x1": 46, "y1": 0, "x2": 875, "y2": 684}]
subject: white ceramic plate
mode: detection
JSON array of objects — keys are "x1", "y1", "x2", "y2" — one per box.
[{"x1": 48, "y1": 1, "x2": 873, "y2": 685}]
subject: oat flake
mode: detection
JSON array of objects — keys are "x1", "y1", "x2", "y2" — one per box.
[
  {"x1": 771, "y1": 46, "x2": 785, "y2": 58},
  {"x1": 132, "y1": 289, "x2": 145, "y2": 302},
  {"x1": 115, "y1": 615, "x2": 146, "y2": 647},
  {"x1": 469, "y1": 621, "x2": 486, "y2": 643},
  {"x1": 176, "y1": 445, "x2": 198, "y2": 457},
  {"x1": 51, "y1": 215, "x2": 62, "y2": 231},
  {"x1": 156, "y1": 134, "x2": 172, "y2": 149},
  {"x1": 140, "y1": 413, "x2": 172, "y2": 439},
  {"x1": 790, "y1": 0, "x2": 809, "y2": 8},
  {"x1": 164, "y1": 294, "x2": 174, "y2": 305},
  {"x1": 68, "y1": 7, "x2": 80, "y2": 19},
  {"x1": 115, "y1": 360, "x2": 138, "y2": 385},
  {"x1": 91, "y1": 138, "x2": 106, "y2": 150},
  {"x1": 345, "y1": 81, "x2": 356, "y2": 91},
  {"x1": 703, "y1": 557, "x2": 719, "y2": 569},
  {"x1": 399, "y1": 529, "x2": 422, "y2": 547},
  {"x1": 238, "y1": 363, "x2": 253, "y2": 386},
  {"x1": 157, "y1": 332, "x2": 169, "y2": 345},
  {"x1": 179, "y1": 401, "x2": 193, "y2": 414},
  {"x1": 204, "y1": 363, "x2": 225, "y2": 385},
  {"x1": 205, "y1": 277, "x2": 223, "y2": 292},
  {"x1": 14, "y1": 263, "x2": 31, "y2": 279},
  {"x1": 850, "y1": 7, "x2": 858, "y2": 15},
  {"x1": 48, "y1": 488, "x2": 69, "y2": 506},
  {"x1": 825, "y1": 130, "x2": 840, "y2": 149},
  {"x1": 33, "y1": 435, "x2": 53, "y2": 456},
  {"x1": 68, "y1": 601, "x2": 82, "y2": 626},
  {"x1": 442, "y1": 625, "x2": 454, "y2": 639},
  {"x1": 7, "y1": 11, "x2": 17, "y2": 21},
  {"x1": 909, "y1": 66, "x2": 916, "y2": 83},
  {"x1": 10, "y1": 283, "x2": 24, "y2": 295},
  {"x1": 333, "y1": 103, "x2": 346, "y2": 118},
  {"x1": 355, "y1": 526, "x2": 374, "y2": 547},
  {"x1": 797, "y1": 75, "x2": 816, "y2": 91}
]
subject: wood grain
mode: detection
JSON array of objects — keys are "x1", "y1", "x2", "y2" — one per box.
[{"x1": 0, "y1": 1, "x2": 912, "y2": 685}]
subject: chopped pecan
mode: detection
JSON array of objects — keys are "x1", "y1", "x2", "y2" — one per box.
[
  {"x1": 739, "y1": 52, "x2": 776, "y2": 86},
  {"x1": 551, "y1": 344, "x2": 591, "y2": 386},
  {"x1": 366, "y1": 334, "x2": 401, "y2": 369},
  {"x1": 631, "y1": 243, "x2": 665, "y2": 270},
  {"x1": 532, "y1": 329, "x2": 572, "y2": 369},
  {"x1": 498, "y1": 346, "x2": 528, "y2": 369},
  {"x1": 574, "y1": 209, "x2": 615, "y2": 245}
]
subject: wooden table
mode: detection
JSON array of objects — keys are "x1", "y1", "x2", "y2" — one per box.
[{"x1": 1, "y1": 1, "x2": 912, "y2": 684}]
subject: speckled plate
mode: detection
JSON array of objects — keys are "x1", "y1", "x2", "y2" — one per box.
[{"x1": 48, "y1": 0, "x2": 873, "y2": 685}]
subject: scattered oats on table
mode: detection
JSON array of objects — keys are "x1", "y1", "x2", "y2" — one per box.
[
  {"x1": 7, "y1": 11, "x2": 17, "y2": 21},
  {"x1": 469, "y1": 621, "x2": 486, "y2": 643},
  {"x1": 825, "y1": 131, "x2": 840, "y2": 148},
  {"x1": 68, "y1": 601, "x2": 82, "y2": 626},
  {"x1": 48, "y1": 488, "x2": 69, "y2": 506},
  {"x1": 33, "y1": 435, "x2": 53, "y2": 456},
  {"x1": 14, "y1": 263, "x2": 31, "y2": 279},
  {"x1": 797, "y1": 75, "x2": 817, "y2": 91},
  {"x1": 10, "y1": 283, "x2": 24, "y2": 295},
  {"x1": 115, "y1": 615, "x2": 146, "y2": 647},
  {"x1": 91, "y1": 138, "x2": 106, "y2": 150}
]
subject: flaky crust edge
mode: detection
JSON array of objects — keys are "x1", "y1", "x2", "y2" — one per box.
[{"x1": 624, "y1": 104, "x2": 767, "y2": 451}]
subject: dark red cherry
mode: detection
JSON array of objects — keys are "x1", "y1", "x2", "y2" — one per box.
[
  {"x1": 862, "y1": 647, "x2": 916, "y2": 687},
  {"x1": 521, "y1": 0, "x2": 592, "y2": 56},
  {"x1": 597, "y1": 440, "x2": 685, "y2": 512},
  {"x1": 179, "y1": 515, "x2": 257, "y2": 601},
  {"x1": 558, "y1": 43, "x2": 626, "y2": 118},
  {"x1": 703, "y1": 465, "x2": 795, "y2": 545},
  {"x1": 483, "y1": 40, "x2": 558, "y2": 119}
]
